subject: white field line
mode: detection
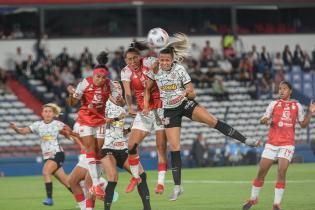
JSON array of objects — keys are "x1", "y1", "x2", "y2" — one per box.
[{"x1": 159, "y1": 179, "x2": 315, "y2": 184}]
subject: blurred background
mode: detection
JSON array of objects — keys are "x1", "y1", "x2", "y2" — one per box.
[{"x1": 0, "y1": 0, "x2": 315, "y2": 176}]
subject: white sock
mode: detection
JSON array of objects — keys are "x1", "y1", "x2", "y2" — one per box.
[
  {"x1": 129, "y1": 156, "x2": 140, "y2": 179},
  {"x1": 86, "y1": 208, "x2": 93, "y2": 210},
  {"x1": 250, "y1": 186, "x2": 262, "y2": 200},
  {"x1": 86, "y1": 155, "x2": 99, "y2": 186},
  {"x1": 78, "y1": 200, "x2": 86, "y2": 210},
  {"x1": 99, "y1": 177, "x2": 108, "y2": 189},
  {"x1": 158, "y1": 170, "x2": 166, "y2": 185},
  {"x1": 130, "y1": 164, "x2": 140, "y2": 178},
  {"x1": 79, "y1": 180, "x2": 86, "y2": 197},
  {"x1": 274, "y1": 187, "x2": 285, "y2": 204}
]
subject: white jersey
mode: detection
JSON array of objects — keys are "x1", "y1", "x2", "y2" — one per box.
[
  {"x1": 146, "y1": 63, "x2": 191, "y2": 109},
  {"x1": 103, "y1": 100, "x2": 127, "y2": 150},
  {"x1": 29, "y1": 120, "x2": 65, "y2": 159}
]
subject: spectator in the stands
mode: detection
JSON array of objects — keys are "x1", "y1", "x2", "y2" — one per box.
[
  {"x1": 250, "y1": 45, "x2": 260, "y2": 65},
  {"x1": 282, "y1": 45, "x2": 293, "y2": 67},
  {"x1": 56, "y1": 47, "x2": 70, "y2": 68},
  {"x1": 212, "y1": 76, "x2": 229, "y2": 101},
  {"x1": 81, "y1": 63, "x2": 93, "y2": 78},
  {"x1": 191, "y1": 133, "x2": 209, "y2": 167},
  {"x1": 0, "y1": 68, "x2": 9, "y2": 95},
  {"x1": 293, "y1": 44, "x2": 305, "y2": 67},
  {"x1": 61, "y1": 67, "x2": 76, "y2": 86},
  {"x1": 80, "y1": 47, "x2": 93, "y2": 66},
  {"x1": 260, "y1": 46, "x2": 271, "y2": 68},
  {"x1": 190, "y1": 42, "x2": 201, "y2": 61},
  {"x1": 217, "y1": 55, "x2": 233, "y2": 79},
  {"x1": 36, "y1": 34, "x2": 49, "y2": 62},
  {"x1": 238, "y1": 54, "x2": 253, "y2": 86},
  {"x1": 110, "y1": 50, "x2": 125, "y2": 79},
  {"x1": 233, "y1": 35, "x2": 245, "y2": 58},
  {"x1": 22, "y1": 54, "x2": 35, "y2": 77},
  {"x1": 259, "y1": 71, "x2": 273, "y2": 98},
  {"x1": 224, "y1": 142, "x2": 242, "y2": 166},
  {"x1": 201, "y1": 40, "x2": 215, "y2": 61},
  {"x1": 272, "y1": 52, "x2": 285, "y2": 73},
  {"x1": 302, "y1": 53, "x2": 312, "y2": 72},
  {"x1": 14, "y1": 47, "x2": 24, "y2": 76}
]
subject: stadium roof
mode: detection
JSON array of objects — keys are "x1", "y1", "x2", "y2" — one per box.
[{"x1": 1, "y1": 0, "x2": 315, "y2": 6}]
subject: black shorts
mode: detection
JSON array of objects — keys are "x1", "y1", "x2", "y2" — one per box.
[
  {"x1": 164, "y1": 99, "x2": 198, "y2": 128},
  {"x1": 101, "y1": 149, "x2": 128, "y2": 169},
  {"x1": 44, "y1": 152, "x2": 65, "y2": 170}
]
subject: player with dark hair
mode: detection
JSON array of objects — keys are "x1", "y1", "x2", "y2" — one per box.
[{"x1": 242, "y1": 81, "x2": 315, "y2": 210}]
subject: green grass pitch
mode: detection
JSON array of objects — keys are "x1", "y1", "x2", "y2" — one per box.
[{"x1": 0, "y1": 163, "x2": 314, "y2": 210}]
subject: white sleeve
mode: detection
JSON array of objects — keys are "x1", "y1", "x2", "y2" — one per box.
[
  {"x1": 143, "y1": 57, "x2": 156, "y2": 68},
  {"x1": 297, "y1": 103, "x2": 305, "y2": 122},
  {"x1": 121, "y1": 67, "x2": 132, "y2": 82},
  {"x1": 55, "y1": 121, "x2": 66, "y2": 131},
  {"x1": 110, "y1": 80, "x2": 120, "y2": 99},
  {"x1": 29, "y1": 121, "x2": 39, "y2": 134},
  {"x1": 146, "y1": 69, "x2": 155, "y2": 80},
  {"x1": 178, "y1": 65, "x2": 191, "y2": 85},
  {"x1": 263, "y1": 101, "x2": 277, "y2": 119},
  {"x1": 74, "y1": 78, "x2": 89, "y2": 99}
]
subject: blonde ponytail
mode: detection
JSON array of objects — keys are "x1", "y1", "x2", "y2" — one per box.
[{"x1": 165, "y1": 32, "x2": 189, "y2": 62}]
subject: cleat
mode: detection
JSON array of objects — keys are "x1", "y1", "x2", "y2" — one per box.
[
  {"x1": 272, "y1": 204, "x2": 282, "y2": 210},
  {"x1": 242, "y1": 199, "x2": 258, "y2": 210},
  {"x1": 245, "y1": 138, "x2": 262, "y2": 147},
  {"x1": 154, "y1": 184, "x2": 164, "y2": 194},
  {"x1": 43, "y1": 198, "x2": 54, "y2": 206},
  {"x1": 89, "y1": 184, "x2": 105, "y2": 200},
  {"x1": 113, "y1": 191, "x2": 119, "y2": 203},
  {"x1": 125, "y1": 177, "x2": 141, "y2": 193},
  {"x1": 169, "y1": 185, "x2": 183, "y2": 201}
]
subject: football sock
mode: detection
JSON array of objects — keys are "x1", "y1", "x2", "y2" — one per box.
[{"x1": 171, "y1": 151, "x2": 182, "y2": 185}]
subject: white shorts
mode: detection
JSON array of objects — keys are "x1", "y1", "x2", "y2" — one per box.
[
  {"x1": 261, "y1": 143, "x2": 295, "y2": 162},
  {"x1": 132, "y1": 109, "x2": 164, "y2": 132},
  {"x1": 76, "y1": 154, "x2": 88, "y2": 169},
  {"x1": 77, "y1": 124, "x2": 105, "y2": 139}
]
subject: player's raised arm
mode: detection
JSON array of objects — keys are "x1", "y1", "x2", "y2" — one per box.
[
  {"x1": 9, "y1": 122, "x2": 31, "y2": 135},
  {"x1": 66, "y1": 85, "x2": 79, "y2": 106},
  {"x1": 300, "y1": 100, "x2": 315, "y2": 128}
]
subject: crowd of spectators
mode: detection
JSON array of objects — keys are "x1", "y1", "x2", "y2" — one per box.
[{"x1": 7, "y1": 34, "x2": 315, "y2": 124}]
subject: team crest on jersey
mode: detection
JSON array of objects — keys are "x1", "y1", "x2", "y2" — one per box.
[
  {"x1": 277, "y1": 102, "x2": 282, "y2": 107},
  {"x1": 292, "y1": 104, "x2": 296, "y2": 110}
]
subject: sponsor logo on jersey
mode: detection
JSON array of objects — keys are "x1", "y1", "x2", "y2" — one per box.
[
  {"x1": 111, "y1": 121, "x2": 124, "y2": 127},
  {"x1": 41, "y1": 135, "x2": 53, "y2": 141},
  {"x1": 168, "y1": 95, "x2": 185, "y2": 105},
  {"x1": 161, "y1": 84, "x2": 177, "y2": 91}
]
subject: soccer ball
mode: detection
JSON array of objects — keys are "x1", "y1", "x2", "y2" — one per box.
[{"x1": 147, "y1": 27, "x2": 169, "y2": 49}]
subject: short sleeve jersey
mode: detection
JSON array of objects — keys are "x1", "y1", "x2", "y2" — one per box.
[
  {"x1": 103, "y1": 100, "x2": 127, "y2": 150},
  {"x1": 263, "y1": 99, "x2": 304, "y2": 146},
  {"x1": 29, "y1": 120, "x2": 65, "y2": 159},
  {"x1": 121, "y1": 57, "x2": 162, "y2": 111},
  {"x1": 146, "y1": 63, "x2": 191, "y2": 109}
]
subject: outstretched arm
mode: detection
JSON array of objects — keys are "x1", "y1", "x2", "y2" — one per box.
[
  {"x1": 300, "y1": 100, "x2": 315, "y2": 128},
  {"x1": 184, "y1": 82, "x2": 196, "y2": 99},
  {"x1": 66, "y1": 85, "x2": 79, "y2": 107},
  {"x1": 122, "y1": 81, "x2": 136, "y2": 116},
  {"x1": 9, "y1": 122, "x2": 31, "y2": 135}
]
